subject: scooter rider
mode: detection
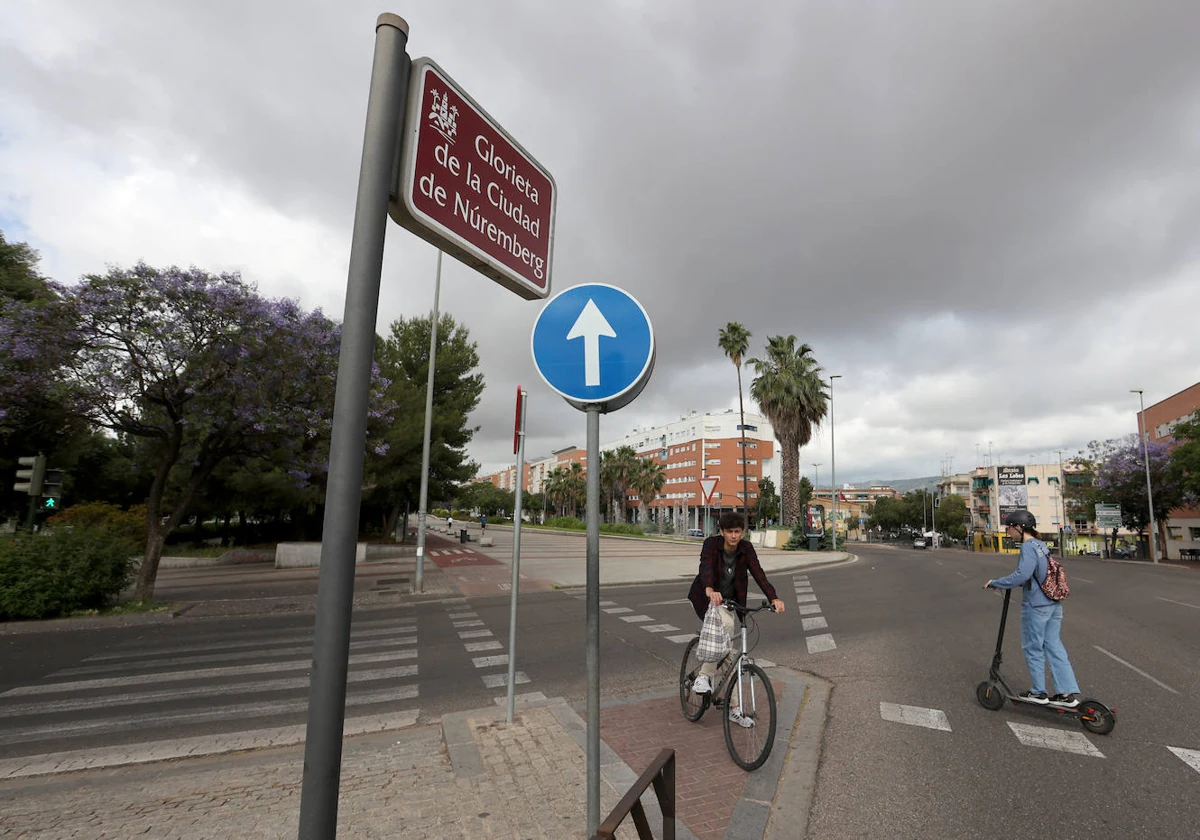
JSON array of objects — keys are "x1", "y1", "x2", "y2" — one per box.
[{"x1": 983, "y1": 510, "x2": 1081, "y2": 708}]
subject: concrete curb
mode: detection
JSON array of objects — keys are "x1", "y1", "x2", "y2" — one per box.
[{"x1": 763, "y1": 674, "x2": 831, "y2": 840}]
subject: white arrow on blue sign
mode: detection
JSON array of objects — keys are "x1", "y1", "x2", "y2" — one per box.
[{"x1": 531, "y1": 283, "x2": 654, "y2": 412}]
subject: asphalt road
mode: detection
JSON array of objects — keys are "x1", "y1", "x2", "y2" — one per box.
[{"x1": 2, "y1": 539, "x2": 1198, "y2": 837}]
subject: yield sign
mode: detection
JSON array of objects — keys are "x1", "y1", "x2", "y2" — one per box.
[{"x1": 699, "y1": 477, "x2": 719, "y2": 504}]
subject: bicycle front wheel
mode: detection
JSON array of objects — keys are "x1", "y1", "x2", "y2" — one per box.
[
  {"x1": 679, "y1": 636, "x2": 709, "y2": 721},
  {"x1": 722, "y1": 663, "x2": 777, "y2": 771}
]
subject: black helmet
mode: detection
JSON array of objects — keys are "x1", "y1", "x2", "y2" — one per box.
[{"x1": 1003, "y1": 510, "x2": 1037, "y2": 530}]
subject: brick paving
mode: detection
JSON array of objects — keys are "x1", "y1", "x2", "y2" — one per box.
[
  {"x1": 0, "y1": 705, "x2": 628, "y2": 840},
  {"x1": 600, "y1": 681, "x2": 786, "y2": 840}
]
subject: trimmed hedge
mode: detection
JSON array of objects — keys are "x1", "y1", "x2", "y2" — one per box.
[{"x1": 0, "y1": 527, "x2": 138, "y2": 621}]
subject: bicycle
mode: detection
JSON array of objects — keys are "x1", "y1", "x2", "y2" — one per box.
[{"x1": 678, "y1": 601, "x2": 778, "y2": 771}]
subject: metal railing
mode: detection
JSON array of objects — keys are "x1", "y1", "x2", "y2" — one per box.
[{"x1": 591, "y1": 748, "x2": 676, "y2": 840}]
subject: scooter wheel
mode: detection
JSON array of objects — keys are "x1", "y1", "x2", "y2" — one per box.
[
  {"x1": 1078, "y1": 700, "x2": 1116, "y2": 735},
  {"x1": 976, "y1": 681, "x2": 1006, "y2": 711}
]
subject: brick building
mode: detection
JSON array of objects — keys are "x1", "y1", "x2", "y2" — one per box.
[
  {"x1": 1137, "y1": 381, "x2": 1200, "y2": 559},
  {"x1": 479, "y1": 409, "x2": 778, "y2": 531}
]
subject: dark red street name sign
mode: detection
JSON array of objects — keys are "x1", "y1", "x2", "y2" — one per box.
[{"x1": 391, "y1": 57, "x2": 557, "y2": 300}]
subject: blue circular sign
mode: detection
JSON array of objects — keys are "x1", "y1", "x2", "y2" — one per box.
[{"x1": 531, "y1": 283, "x2": 655, "y2": 412}]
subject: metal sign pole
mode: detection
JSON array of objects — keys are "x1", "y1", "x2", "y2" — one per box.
[
  {"x1": 298, "y1": 15, "x2": 410, "y2": 839},
  {"x1": 414, "y1": 250, "x2": 443, "y2": 593},
  {"x1": 585, "y1": 404, "x2": 601, "y2": 837},
  {"x1": 505, "y1": 389, "x2": 528, "y2": 724}
]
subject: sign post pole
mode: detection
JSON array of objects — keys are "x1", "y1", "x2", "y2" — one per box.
[
  {"x1": 585, "y1": 404, "x2": 602, "y2": 836},
  {"x1": 414, "y1": 250, "x2": 442, "y2": 593},
  {"x1": 530, "y1": 283, "x2": 655, "y2": 838},
  {"x1": 505, "y1": 388, "x2": 528, "y2": 724},
  {"x1": 299, "y1": 15, "x2": 410, "y2": 839}
]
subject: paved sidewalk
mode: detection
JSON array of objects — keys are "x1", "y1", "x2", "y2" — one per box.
[{"x1": 0, "y1": 669, "x2": 829, "y2": 840}]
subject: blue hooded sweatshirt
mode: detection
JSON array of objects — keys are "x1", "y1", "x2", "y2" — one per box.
[{"x1": 990, "y1": 538, "x2": 1056, "y2": 607}]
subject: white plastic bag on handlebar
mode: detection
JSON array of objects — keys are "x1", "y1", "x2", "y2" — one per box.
[{"x1": 697, "y1": 604, "x2": 731, "y2": 663}]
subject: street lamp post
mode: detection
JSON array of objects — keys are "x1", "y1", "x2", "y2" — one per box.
[
  {"x1": 810, "y1": 462, "x2": 821, "y2": 529},
  {"x1": 1131, "y1": 389, "x2": 1159, "y2": 564},
  {"x1": 829, "y1": 375, "x2": 841, "y2": 551}
]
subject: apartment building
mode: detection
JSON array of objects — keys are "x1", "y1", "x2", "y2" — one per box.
[
  {"x1": 479, "y1": 409, "x2": 778, "y2": 531},
  {"x1": 1137, "y1": 381, "x2": 1200, "y2": 558}
]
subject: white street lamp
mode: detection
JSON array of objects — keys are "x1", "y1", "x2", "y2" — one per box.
[
  {"x1": 829, "y1": 375, "x2": 841, "y2": 551},
  {"x1": 1131, "y1": 390, "x2": 1159, "y2": 564}
]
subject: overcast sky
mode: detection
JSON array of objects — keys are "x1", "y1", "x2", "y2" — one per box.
[{"x1": 4, "y1": 0, "x2": 1199, "y2": 485}]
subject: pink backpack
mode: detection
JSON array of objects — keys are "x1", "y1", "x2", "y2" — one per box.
[{"x1": 1038, "y1": 553, "x2": 1070, "y2": 601}]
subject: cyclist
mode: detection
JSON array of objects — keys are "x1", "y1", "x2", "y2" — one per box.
[
  {"x1": 687, "y1": 512, "x2": 785, "y2": 723},
  {"x1": 983, "y1": 509, "x2": 1081, "y2": 707}
]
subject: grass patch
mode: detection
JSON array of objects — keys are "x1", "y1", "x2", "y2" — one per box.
[{"x1": 68, "y1": 599, "x2": 172, "y2": 618}]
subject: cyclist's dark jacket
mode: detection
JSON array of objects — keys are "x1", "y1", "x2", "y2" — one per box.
[{"x1": 687, "y1": 536, "x2": 778, "y2": 620}]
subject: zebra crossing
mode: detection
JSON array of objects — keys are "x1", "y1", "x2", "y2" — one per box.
[
  {"x1": 441, "y1": 598, "x2": 547, "y2": 706},
  {"x1": 0, "y1": 607, "x2": 441, "y2": 772},
  {"x1": 794, "y1": 574, "x2": 837, "y2": 654},
  {"x1": 879, "y1": 701, "x2": 1200, "y2": 769}
]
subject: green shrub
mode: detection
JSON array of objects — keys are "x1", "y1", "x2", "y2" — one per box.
[
  {"x1": 46, "y1": 502, "x2": 147, "y2": 550},
  {"x1": 544, "y1": 516, "x2": 585, "y2": 531},
  {"x1": 0, "y1": 527, "x2": 139, "y2": 621},
  {"x1": 600, "y1": 522, "x2": 645, "y2": 536}
]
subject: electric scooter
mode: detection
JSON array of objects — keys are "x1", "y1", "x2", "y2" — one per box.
[{"x1": 975, "y1": 588, "x2": 1116, "y2": 735}]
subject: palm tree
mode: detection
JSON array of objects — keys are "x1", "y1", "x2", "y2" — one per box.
[
  {"x1": 748, "y1": 336, "x2": 828, "y2": 527},
  {"x1": 565, "y1": 462, "x2": 587, "y2": 518},
  {"x1": 632, "y1": 457, "x2": 667, "y2": 531},
  {"x1": 718, "y1": 322, "x2": 752, "y2": 521},
  {"x1": 543, "y1": 467, "x2": 567, "y2": 517},
  {"x1": 601, "y1": 445, "x2": 639, "y2": 523}
]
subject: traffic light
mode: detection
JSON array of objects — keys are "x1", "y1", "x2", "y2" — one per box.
[
  {"x1": 14, "y1": 454, "x2": 46, "y2": 496},
  {"x1": 41, "y1": 469, "x2": 65, "y2": 509}
]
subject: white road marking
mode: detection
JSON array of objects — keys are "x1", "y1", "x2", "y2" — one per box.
[
  {"x1": 956, "y1": 572, "x2": 967, "y2": 579},
  {"x1": 806, "y1": 634, "x2": 836, "y2": 654},
  {"x1": 472, "y1": 655, "x2": 509, "y2": 669},
  {"x1": 1072, "y1": 576, "x2": 1095, "y2": 583},
  {"x1": 641, "y1": 624, "x2": 680, "y2": 633},
  {"x1": 1156, "y1": 597, "x2": 1200, "y2": 611},
  {"x1": 796, "y1": 594, "x2": 818, "y2": 603},
  {"x1": 452, "y1": 620, "x2": 484, "y2": 628},
  {"x1": 879, "y1": 703, "x2": 951, "y2": 732},
  {"x1": 1093, "y1": 646, "x2": 1178, "y2": 694},
  {"x1": 602, "y1": 607, "x2": 634, "y2": 614},
  {"x1": 1007, "y1": 722, "x2": 1104, "y2": 757},
  {"x1": 793, "y1": 576, "x2": 809, "y2": 583},
  {"x1": 457, "y1": 630, "x2": 492, "y2": 639},
  {"x1": 493, "y1": 691, "x2": 548, "y2": 707},
  {"x1": 0, "y1": 665, "x2": 419, "y2": 719},
  {"x1": 756, "y1": 659, "x2": 777, "y2": 668},
  {"x1": 447, "y1": 611, "x2": 477, "y2": 619},
  {"x1": 794, "y1": 586, "x2": 814, "y2": 594},
  {"x1": 666, "y1": 634, "x2": 696, "y2": 644},
  {"x1": 56, "y1": 635, "x2": 418, "y2": 677},
  {"x1": 620, "y1": 615, "x2": 654, "y2": 623},
  {"x1": 464, "y1": 641, "x2": 502, "y2": 652},
  {"x1": 5, "y1": 650, "x2": 417, "y2": 697},
  {"x1": 641, "y1": 598, "x2": 690, "y2": 606},
  {"x1": 599, "y1": 600, "x2": 618, "y2": 606},
  {"x1": 798, "y1": 604, "x2": 822, "y2": 615},
  {"x1": 1167, "y1": 746, "x2": 1200, "y2": 774},
  {"x1": 482, "y1": 672, "x2": 529, "y2": 689},
  {"x1": 801, "y1": 617, "x2": 828, "y2": 631},
  {"x1": 0, "y1": 685, "x2": 420, "y2": 747}
]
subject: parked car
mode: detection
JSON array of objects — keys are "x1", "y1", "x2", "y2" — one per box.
[
  {"x1": 687, "y1": 528, "x2": 705, "y2": 538},
  {"x1": 912, "y1": 537, "x2": 927, "y2": 549}
]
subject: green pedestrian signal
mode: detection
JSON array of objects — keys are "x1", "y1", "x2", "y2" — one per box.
[{"x1": 43, "y1": 497, "x2": 57, "y2": 510}]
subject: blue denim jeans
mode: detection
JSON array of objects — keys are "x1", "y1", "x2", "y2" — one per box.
[{"x1": 1021, "y1": 602, "x2": 1079, "y2": 695}]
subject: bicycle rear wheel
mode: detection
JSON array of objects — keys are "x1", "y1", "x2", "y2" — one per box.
[
  {"x1": 723, "y1": 663, "x2": 776, "y2": 771},
  {"x1": 679, "y1": 636, "x2": 710, "y2": 721}
]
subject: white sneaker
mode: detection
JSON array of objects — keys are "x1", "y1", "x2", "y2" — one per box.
[
  {"x1": 728, "y1": 708, "x2": 755, "y2": 728},
  {"x1": 692, "y1": 675, "x2": 713, "y2": 694}
]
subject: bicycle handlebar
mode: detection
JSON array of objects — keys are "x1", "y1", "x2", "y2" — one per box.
[{"x1": 723, "y1": 600, "x2": 777, "y2": 615}]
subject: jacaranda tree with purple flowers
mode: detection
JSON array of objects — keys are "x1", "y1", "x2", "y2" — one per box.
[
  {"x1": 1093, "y1": 433, "x2": 1184, "y2": 560},
  {"x1": 59, "y1": 262, "x2": 388, "y2": 600}
]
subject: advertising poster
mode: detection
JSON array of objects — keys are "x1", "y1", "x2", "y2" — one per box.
[
  {"x1": 997, "y1": 465, "x2": 1028, "y2": 521},
  {"x1": 804, "y1": 503, "x2": 826, "y2": 536}
]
